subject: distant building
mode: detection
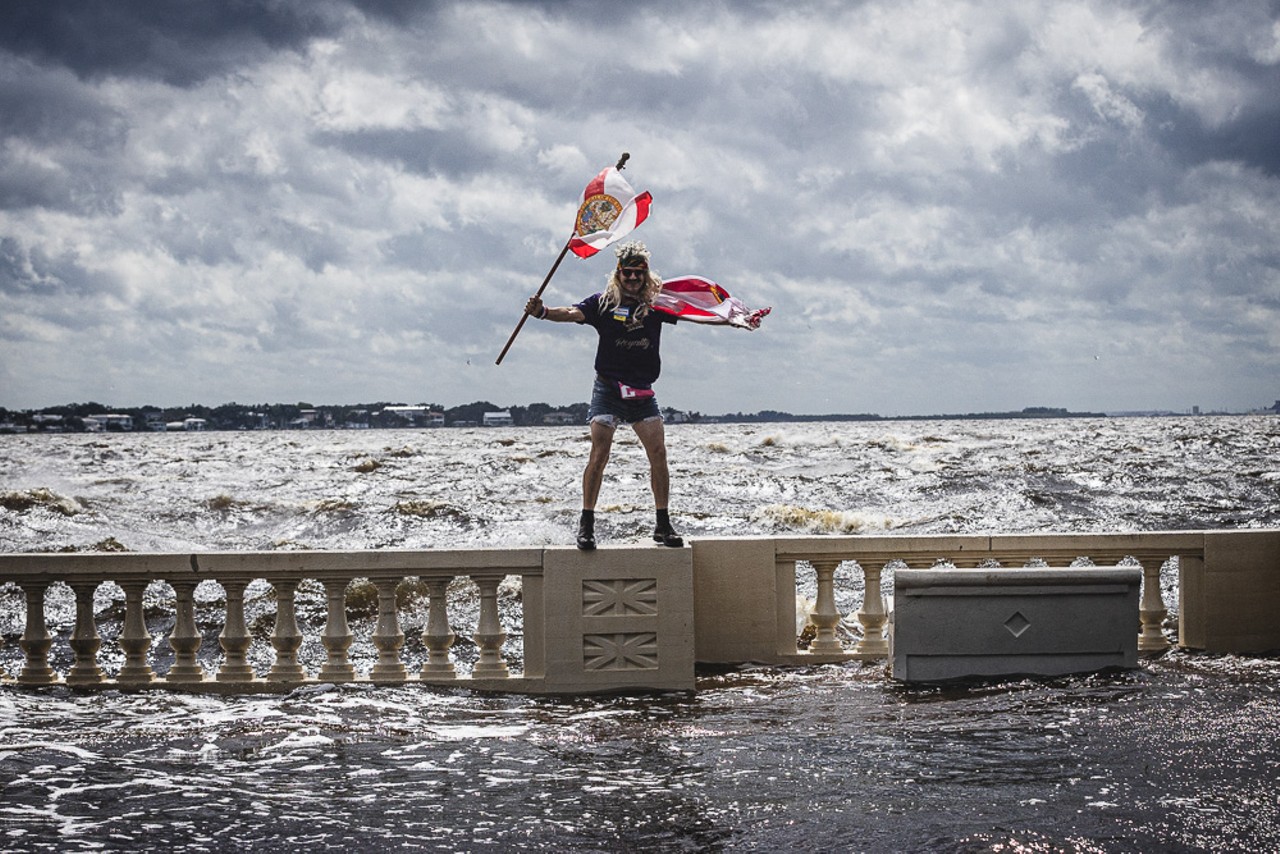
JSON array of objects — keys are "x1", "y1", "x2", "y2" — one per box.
[
  {"x1": 85, "y1": 413, "x2": 134, "y2": 431},
  {"x1": 380, "y1": 406, "x2": 445, "y2": 427},
  {"x1": 165, "y1": 417, "x2": 206, "y2": 432},
  {"x1": 541, "y1": 412, "x2": 576, "y2": 425},
  {"x1": 483, "y1": 411, "x2": 514, "y2": 427},
  {"x1": 343, "y1": 409, "x2": 371, "y2": 429}
]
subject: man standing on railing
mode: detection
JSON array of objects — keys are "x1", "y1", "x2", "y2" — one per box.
[{"x1": 524, "y1": 241, "x2": 684, "y2": 551}]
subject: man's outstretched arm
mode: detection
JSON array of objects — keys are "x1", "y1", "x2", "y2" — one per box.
[{"x1": 525, "y1": 296, "x2": 584, "y2": 323}]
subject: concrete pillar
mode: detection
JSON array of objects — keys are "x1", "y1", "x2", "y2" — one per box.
[
  {"x1": 318, "y1": 578, "x2": 355, "y2": 682},
  {"x1": 166, "y1": 580, "x2": 205, "y2": 682},
  {"x1": 854, "y1": 562, "x2": 890, "y2": 659},
  {"x1": 66, "y1": 581, "x2": 105, "y2": 686},
  {"x1": 1181, "y1": 530, "x2": 1280, "y2": 653},
  {"x1": 370, "y1": 578, "x2": 407, "y2": 682},
  {"x1": 690, "y1": 538, "x2": 786, "y2": 664},
  {"x1": 117, "y1": 580, "x2": 156, "y2": 685},
  {"x1": 216, "y1": 580, "x2": 256, "y2": 683},
  {"x1": 541, "y1": 547, "x2": 694, "y2": 693},
  {"x1": 267, "y1": 579, "x2": 305, "y2": 682},
  {"x1": 808, "y1": 560, "x2": 844, "y2": 654},
  {"x1": 419, "y1": 577, "x2": 457, "y2": 680},
  {"x1": 471, "y1": 574, "x2": 510, "y2": 679}
]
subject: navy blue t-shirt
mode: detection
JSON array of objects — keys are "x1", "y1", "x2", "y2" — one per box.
[{"x1": 575, "y1": 292, "x2": 677, "y2": 388}]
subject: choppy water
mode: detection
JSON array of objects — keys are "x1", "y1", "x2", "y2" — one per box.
[
  {"x1": 2, "y1": 416, "x2": 1278, "y2": 553},
  {"x1": 2, "y1": 417, "x2": 1279, "y2": 851}
]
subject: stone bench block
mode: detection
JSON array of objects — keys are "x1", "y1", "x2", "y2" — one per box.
[{"x1": 890, "y1": 567, "x2": 1141, "y2": 683}]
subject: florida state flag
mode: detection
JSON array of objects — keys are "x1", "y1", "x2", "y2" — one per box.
[
  {"x1": 568, "y1": 166, "x2": 653, "y2": 258},
  {"x1": 654, "y1": 276, "x2": 772, "y2": 330}
]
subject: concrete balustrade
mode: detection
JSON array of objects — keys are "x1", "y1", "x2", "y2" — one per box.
[
  {"x1": 691, "y1": 530, "x2": 1277, "y2": 665},
  {"x1": 0, "y1": 548, "x2": 694, "y2": 694},
  {"x1": 1, "y1": 530, "x2": 1277, "y2": 693}
]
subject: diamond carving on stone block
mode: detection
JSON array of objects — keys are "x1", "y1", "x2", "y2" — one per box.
[
  {"x1": 583, "y1": 633, "x2": 659, "y2": 671},
  {"x1": 582, "y1": 579, "x2": 658, "y2": 617},
  {"x1": 1004, "y1": 611, "x2": 1032, "y2": 638}
]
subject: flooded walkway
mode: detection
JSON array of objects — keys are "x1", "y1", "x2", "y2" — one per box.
[{"x1": 2, "y1": 651, "x2": 1277, "y2": 851}]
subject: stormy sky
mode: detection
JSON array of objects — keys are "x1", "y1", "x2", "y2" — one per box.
[{"x1": 2, "y1": 0, "x2": 1278, "y2": 416}]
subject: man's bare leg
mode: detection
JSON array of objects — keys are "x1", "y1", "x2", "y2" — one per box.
[
  {"x1": 578, "y1": 420, "x2": 616, "y2": 550},
  {"x1": 633, "y1": 418, "x2": 682, "y2": 547},
  {"x1": 631, "y1": 417, "x2": 669, "y2": 508}
]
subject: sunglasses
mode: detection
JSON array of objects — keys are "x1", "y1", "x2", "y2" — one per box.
[{"x1": 619, "y1": 267, "x2": 647, "y2": 277}]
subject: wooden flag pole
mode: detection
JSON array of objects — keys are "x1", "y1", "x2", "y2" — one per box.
[
  {"x1": 494, "y1": 152, "x2": 631, "y2": 366},
  {"x1": 494, "y1": 235, "x2": 573, "y2": 365}
]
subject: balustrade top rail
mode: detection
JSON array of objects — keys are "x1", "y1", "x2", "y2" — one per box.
[
  {"x1": 773, "y1": 531, "x2": 1206, "y2": 567},
  {"x1": 0, "y1": 548, "x2": 545, "y2": 582},
  {"x1": 0, "y1": 531, "x2": 1208, "y2": 581}
]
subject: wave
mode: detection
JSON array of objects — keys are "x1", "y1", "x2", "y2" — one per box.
[
  {"x1": 751, "y1": 503, "x2": 896, "y2": 534},
  {"x1": 0, "y1": 488, "x2": 84, "y2": 516}
]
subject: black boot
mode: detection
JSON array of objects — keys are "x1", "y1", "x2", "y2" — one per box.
[
  {"x1": 577, "y1": 510, "x2": 597, "y2": 551},
  {"x1": 653, "y1": 509, "x2": 684, "y2": 548}
]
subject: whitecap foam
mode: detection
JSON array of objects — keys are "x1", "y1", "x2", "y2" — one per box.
[
  {"x1": 426, "y1": 724, "x2": 530, "y2": 740},
  {"x1": 260, "y1": 732, "x2": 335, "y2": 753}
]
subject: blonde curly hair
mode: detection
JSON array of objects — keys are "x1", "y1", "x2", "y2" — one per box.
[{"x1": 599, "y1": 241, "x2": 662, "y2": 325}]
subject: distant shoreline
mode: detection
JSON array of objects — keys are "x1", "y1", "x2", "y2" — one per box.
[{"x1": 1, "y1": 402, "x2": 1274, "y2": 434}]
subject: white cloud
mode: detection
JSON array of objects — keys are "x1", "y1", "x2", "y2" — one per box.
[{"x1": 1073, "y1": 72, "x2": 1145, "y2": 129}]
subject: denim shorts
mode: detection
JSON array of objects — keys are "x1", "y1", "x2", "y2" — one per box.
[{"x1": 588, "y1": 377, "x2": 662, "y2": 427}]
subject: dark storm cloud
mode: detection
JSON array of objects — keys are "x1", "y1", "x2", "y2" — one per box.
[
  {"x1": 0, "y1": 60, "x2": 126, "y2": 145},
  {"x1": 0, "y1": 236, "x2": 122, "y2": 330},
  {"x1": 0, "y1": 0, "x2": 339, "y2": 86},
  {"x1": 0, "y1": 58, "x2": 129, "y2": 213},
  {"x1": 312, "y1": 127, "x2": 499, "y2": 179},
  {"x1": 1156, "y1": 98, "x2": 1280, "y2": 177},
  {"x1": 1137, "y1": 0, "x2": 1280, "y2": 174}
]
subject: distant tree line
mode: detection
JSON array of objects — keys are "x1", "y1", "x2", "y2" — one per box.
[{"x1": 0, "y1": 400, "x2": 610, "y2": 432}]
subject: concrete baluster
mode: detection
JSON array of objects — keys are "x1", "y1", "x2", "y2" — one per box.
[
  {"x1": 166, "y1": 580, "x2": 205, "y2": 682},
  {"x1": 117, "y1": 580, "x2": 156, "y2": 685},
  {"x1": 318, "y1": 578, "x2": 355, "y2": 682},
  {"x1": 370, "y1": 578, "x2": 407, "y2": 682},
  {"x1": 216, "y1": 580, "x2": 256, "y2": 682},
  {"x1": 66, "y1": 581, "x2": 105, "y2": 686},
  {"x1": 18, "y1": 581, "x2": 57, "y2": 685},
  {"x1": 1138, "y1": 557, "x2": 1171, "y2": 654},
  {"x1": 471, "y1": 573, "x2": 509, "y2": 678},
  {"x1": 808, "y1": 560, "x2": 845, "y2": 653},
  {"x1": 420, "y1": 577, "x2": 457, "y2": 679},
  {"x1": 268, "y1": 579, "x2": 305, "y2": 682},
  {"x1": 854, "y1": 562, "x2": 890, "y2": 658}
]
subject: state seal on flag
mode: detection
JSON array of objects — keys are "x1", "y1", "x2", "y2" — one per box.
[{"x1": 576, "y1": 193, "x2": 623, "y2": 236}]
